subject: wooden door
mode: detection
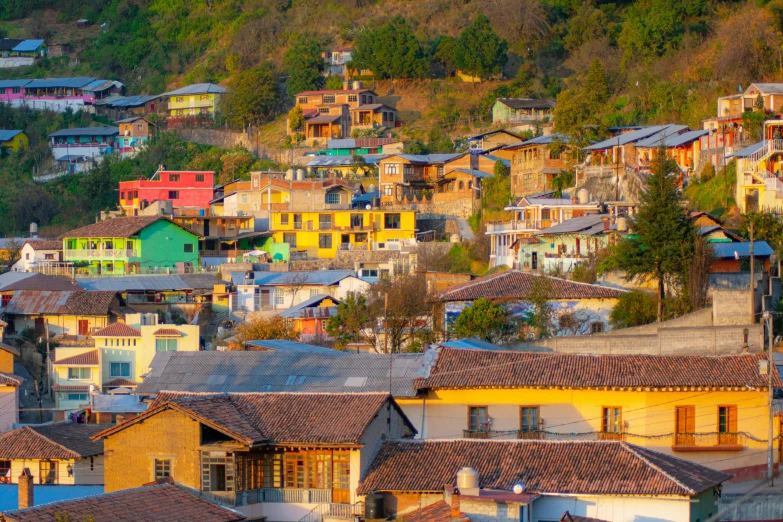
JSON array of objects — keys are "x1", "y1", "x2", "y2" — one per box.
[
  {"x1": 675, "y1": 406, "x2": 695, "y2": 446},
  {"x1": 332, "y1": 451, "x2": 350, "y2": 504},
  {"x1": 78, "y1": 320, "x2": 89, "y2": 336}
]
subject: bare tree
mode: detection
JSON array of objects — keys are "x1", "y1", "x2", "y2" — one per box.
[
  {"x1": 284, "y1": 272, "x2": 311, "y2": 307},
  {"x1": 373, "y1": 273, "x2": 435, "y2": 352}
]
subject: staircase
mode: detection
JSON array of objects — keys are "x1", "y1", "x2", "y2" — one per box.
[
  {"x1": 743, "y1": 139, "x2": 783, "y2": 183},
  {"x1": 298, "y1": 502, "x2": 364, "y2": 522},
  {"x1": 205, "y1": 308, "x2": 230, "y2": 341}
]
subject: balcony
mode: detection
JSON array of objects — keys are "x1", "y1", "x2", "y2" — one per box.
[
  {"x1": 464, "y1": 429, "x2": 544, "y2": 440},
  {"x1": 65, "y1": 249, "x2": 137, "y2": 259},
  {"x1": 486, "y1": 220, "x2": 547, "y2": 233},
  {"x1": 672, "y1": 433, "x2": 742, "y2": 452},
  {"x1": 206, "y1": 487, "x2": 333, "y2": 507}
]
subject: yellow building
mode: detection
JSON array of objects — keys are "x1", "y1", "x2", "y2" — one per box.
[
  {"x1": 163, "y1": 83, "x2": 226, "y2": 120},
  {"x1": 51, "y1": 313, "x2": 200, "y2": 412},
  {"x1": 270, "y1": 209, "x2": 417, "y2": 259},
  {"x1": 0, "y1": 320, "x2": 22, "y2": 433},
  {"x1": 415, "y1": 347, "x2": 780, "y2": 480},
  {"x1": 0, "y1": 130, "x2": 28, "y2": 152}
]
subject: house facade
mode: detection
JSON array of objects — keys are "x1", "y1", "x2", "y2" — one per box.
[
  {"x1": 164, "y1": 83, "x2": 226, "y2": 121},
  {"x1": 732, "y1": 120, "x2": 783, "y2": 213},
  {"x1": 12, "y1": 239, "x2": 62, "y2": 272},
  {"x1": 279, "y1": 295, "x2": 339, "y2": 342},
  {"x1": 0, "y1": 77, "x2": 122, "y2": 112},
  {"x1": 0, "y1": 130, "x2": 28, "y2": 153},
  {"x1": 466, "y1": 129, "x2": 523, "y2": 155},
  {"x1": 93, "y1": 392, "x2": 416, "y2": 521},
  {"x1": 49, "y1": 126, "x2": 119, "y2": 173},
  {"x1": 119, "y1": 170, "x2": 215, "y2": 214},
  {"x1": 492, "y1": 98, "x2": 556, "y2": 127},
  {"x1": 0, "y1": 422, "x2": 106, "y2": 485},
  {"x1": 378, "y1": 153, "x2": 463, "y2": 207},
  {"x1": 61, "y1": 216, "x2": 200, "y2": 275},
  {"x1": 505, "y1": 134, "x2": 571, "y2": 196},
  {"x1": 0, "y1": 323, "x2": 21, "y2": 433},
  {"x1": 115, "y1": 117, "x2": 152, "y2": 157},
  {"x1": 524, "y1": 214, "x2": 612, "y2": 274}
]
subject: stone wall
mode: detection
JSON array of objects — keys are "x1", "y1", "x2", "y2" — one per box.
[
  {"x1": 173, "y1": 128, "x2": 253, "y2": 151},
  {"x1": 713, "y1": 288, "x2": 755, "y2": 326}
]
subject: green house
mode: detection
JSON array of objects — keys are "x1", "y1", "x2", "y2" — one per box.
[
  {"x1": 62, "y1": 216, "x2": 199, "y2": 275},
  {"x1": 492, "y1": 98, "x2": 556, "y2": 125}
]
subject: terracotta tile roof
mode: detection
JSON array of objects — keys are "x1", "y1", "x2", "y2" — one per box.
[
  {"x1": 0, "y1": 422, "x2": 107, "y2": 459},
  {"x1": 61, "y1": 216, "x2": 195, "y2": 239},
  {"x1": 90, "y1": 322, "x2": 141, "y2": 337},
  {"x1": 103, "y1": 378, "x2": 138, "y2": 387},
  {"x1": 436, "y1": 270, "x2": 627, "y2": 301},
  {"x1": 53, "y1": 350, "x2": 99, "y2": 366},
  {"x1": 414, "y1": 347, "x2": 781, "y2": 391},
  {"x1": 2, "y1": 483, "x2": 247, "y2": 522},
  {"x1": 51, "y1": 384, "x2": 91, "y2": 391},
  {"x1": 2, "y1": 290, "x2": 117, "y2": 316},
  {"x1": 96, "y1": 392, "x2": 416, "y2": 446},
  {"x1": 0, "y1": 371, "x2": 22, "y2": 386},
  {"x1": 0, "y1": 273, "x2": 76, "y2": 291},
  {"x1": 357, "y1": 440, "x2": 731, "y2": 497},
  {"x1": 153, "y1": 327, "x2": 183, "y2": 336},
  {"x1": 64, "y1": 290, "x2": 117, "y2": 316},
  {"x1": 24, "y1": 238, "x2": 62, "y2": 251},
  {"x1": 400, "y1": 501, "x2": 469, "y2": 522}
]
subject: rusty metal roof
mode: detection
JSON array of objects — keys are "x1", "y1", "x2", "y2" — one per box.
[{"x1": 2, "y1": 290, "x2": 116, "y2": 316}]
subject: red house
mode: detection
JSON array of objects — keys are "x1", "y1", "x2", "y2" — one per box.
[{"x1": 119, "y1": 170, "x2": 215, "y2": 214}]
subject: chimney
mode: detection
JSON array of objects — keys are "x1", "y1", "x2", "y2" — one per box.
[
  {"x1": 602, "y1": 216, "x2": 610, "y2": 231},
  {"x1": 18, "y1": 468, "x2": 33, "y2": 510},
  {"x1": 571, "y1": 193, "x2": 578, "y2": 204}
]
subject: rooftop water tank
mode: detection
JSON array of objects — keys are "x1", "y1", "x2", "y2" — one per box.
[
  {"x1": 296, "y1": 169, "x2": 305, "y2": 181},
  {"x1": 577, "y1": 188, "x2": 590, "y2": 204},
  {"x1": 29, "y1": 223, "x2": 38, "y2": 238},
  {"x1": 364, "y1": 492, "x2": 384, "y2": 519},
  {"x1": 285, "y1": 169, "x2": 294, "y2": 181},
  {"x1": 457, "y1": 467, "x2": 479, "y2": 491},
  {"x1": 617, "y1": 216, "x2": 629, "y2": 232}
]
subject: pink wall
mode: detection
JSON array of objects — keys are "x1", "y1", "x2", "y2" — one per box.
[{"x1": 120, "y1": 171, "x2": 215, "y2": 209}]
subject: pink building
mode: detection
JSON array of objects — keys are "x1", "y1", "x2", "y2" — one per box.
[
  {"x1": 119, "y1": 171, "x2": 216, "y2": 214},
  {"x1": 0, "y1": 77, "x2": 123, "y2": 113}
]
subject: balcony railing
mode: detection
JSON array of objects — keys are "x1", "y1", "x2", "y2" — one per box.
[
  {"x1": 486, "y1": 220, "x2": 549, "y2": 233},
  {"x1": 672, "y1": 432, "x2": 742, "y2": 451},
  {"x1": 211, "y1": 487, "x2": 333, "y2": 507},
  {"x1": 64, "y1": 249, "x2": 137, "y2": 259}
]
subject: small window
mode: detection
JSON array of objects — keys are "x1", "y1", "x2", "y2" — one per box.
[
  {"x1": 44, "y1": 253, "x2": 54, "y2": 260},
  {"x1": 383, "y1": 184, "x2": 393, "y2": 196},
  {"x1": 298, "y1": 97, "x2": 308, "y2": 104},
  {"x1": 168, "y1": 191, "x2": 179, "y2": 199},
  {"x1": 0, "y1": 460, "x2": 9, "y2": 484},
  {"x1": 403, "y1": 165, "x2": 414, "y2": 178},
  {"x1": 283, "y1": 233, "x2": 297, "y2": 248},
  {"x1": 110, "y1": 362, "x2": 131, "y2": 378},
  {"x1": 384, "y1": 213, "x2": 401, "y2": 230},
  {"x1": 39, "y1": 461, "x2": 57, "y2": 485},
  {"x1": 274, "y1": 288, "x2": 285, "y2": 305},
  {"x1": 350, "y1": 214, "x2": 363, "y2": 228},
  {"x1": 155, "y1": 459, "x2": 171, "y2": 480},
  {"x1": 520, "y1": 406, "x2": 540, "y2": 437},
  {"x1": 601, "y1": 407, "x2": 622, "y2": 440},
  {"x1": 319, "y1": 234, "x2": 333, "y2": 249},
  {"x1": 169, "y1": 174, "x2": 180, "y2": 182},
  {"x1": 184, "y1": 244, "x2": 194, "y2": 253},
  {"x1": 384, "y1": 164, "x2": 398, "y2": 175},
  {"x1": 281, "y1": 214, "x2": 290, "y2": 225},
  {"x1": 241, "y1": 194, "x2": 248, "y2": 203},
  {"x1": 468, "y1": 406, "x2": 488, "y2": 432},
  {"x1": 195, "y1": 174, "x2": 205, "y2": 182},
  {"x1": 68, "y1": 367, "x2": 92, "y2": 380},
  {"x1": 176, "y1": 97, "x2": 184, "y2": 103},
  {"x1": 326, "y1": 192, "x2": 341, "y2": 204},
  {"x1": 591, "y1": 322, "x2": 605, "y2": 334},
  {"x1": 318, "y1": 107, "x2": 330, "y2": 114},
  {"x1": 67, "y1": 393, "x2": 88, "y2": 402},
  {"x1": 156, "y1": 338, "x2": 178, "y2": 351},
  {"x1": 1, "y1": 295, "x2": 10, "y2": 307},
  {"x1": 348, "y1": 95, "x2": 358, "y2": 102},
  {"x1": 323, "y1": 95, "x2": 336, "y2": 103},
  {"x1": 309, "y1": 289, "x2": 319, "y2": 298},
  {"x1": 319, "y1": 214, "x2": 332, "y2": 230},
  {"x1": 718, "y1": 405, "x2": 738, "y2": 445}
]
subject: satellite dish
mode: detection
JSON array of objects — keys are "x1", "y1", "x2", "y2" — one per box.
[
  {"x1": 513, "y1": 482, "x2": 526, "y2": 494},
  {"x1": 365, "y1": 204, "x2": 372, "y2": 210}
]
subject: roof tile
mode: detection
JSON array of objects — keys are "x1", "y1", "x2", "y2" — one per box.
[
  {"x1": 153, "y1": 328, "x2": 183, "y2": 336},
  {"x1": 61, "y1": 216, "x2": 190, "y2": 239},
  {"x1": 53, "y1": 350, "x2": 99, "y2": 366},
  {"x1": 400, "y1": 501, "x2": 468, "y2": 522},
  {"x1": 91, "y1": 322, "x2": 141, "y2": 337},
  {"x1": 0, "y1": 422, "x2": 106, "y2": 460}
]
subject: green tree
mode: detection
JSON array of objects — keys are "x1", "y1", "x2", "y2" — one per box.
[
  {"x1": 583, "y1": 59, "x2": 608, "y2": 109},
  {"x1": 453, "y1": 298, "x2": 510, "y2": 343},
  {"x1": 600, "y1": 148, "x2": 694, "y2": 321},
  {"x1": 528, "y1": 277, "x2": 554, "y2": 339},
  {"x1": 609, "y1": 291, "x2": 658, "y2": 329},
  {"x1": 493, "y1": 159, "x2": 510, "y2": 177},
  {"x1": 739, "y1": 211, "x2": 783, "y2": 274},
  {"x1": 454, "y1": 14, "x2": 508, "y2": 80},
  {"x1": 699, "y1": 162, "x2": 715, "y2": 182},
  {"x1": 283, "y1": 33, "x2": 325, "y2": 98},
  {"x1": 432, "y1": 35, "x2": 457, "y2": 77},
  {"x1": 288, "y1": 105, "x2": 305, "y2": 135},
  {"x1": 325, "y1": 75, "x2": 344, "y2": 90},
  {"x1": 326, "y1": 292, "x2": 375, "y2": 348},
  {"x1": 618, "y1": 0, "x2": 683, "y2": 65},
  {"x1": 223, "y1": 66, "x2": 280, "y2": 128},
  {"x1": 351, "y1": 16, "x2": 428, "y2": 79}
]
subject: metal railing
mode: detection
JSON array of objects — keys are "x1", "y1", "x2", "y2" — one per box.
[
  {"x1": 228, "y1": 487, "x2": 333, "y2": 507},
  {"x1": 64, "y1": 249, "x2": 137, "y2": 259},
  {"x1": 299, "y1": 502, "x2": 364, "y2": 522},
  {"x1": 485, "y1": 220, "x2": 549, "y2": 233}
]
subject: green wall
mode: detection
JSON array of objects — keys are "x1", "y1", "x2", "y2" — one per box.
[
  {"x1": 690, "y1": 488, "x2": 719, "y2": 522},
  {"x1": 138, "y1": 219, "x2": 199, "y2": 268}
]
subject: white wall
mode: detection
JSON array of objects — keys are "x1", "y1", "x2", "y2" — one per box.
[
  {"x1": 7, "y1": 457, "x2": 104, "y2": 485},
  {"x1": 531, "y1": 494, "x2": 693, "y2": 522},
  {"x1": 0, "y1": 387, "x2": 18, "y2": 433}
]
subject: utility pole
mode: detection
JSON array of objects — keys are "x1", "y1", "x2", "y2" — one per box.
[
  {"x1": 383, "y1": 292, "x2": 389, "y2": 354},
  {"x1": 750, "y1": 222, "x2": 755, "y2": 324},
  {"x1": 766, "y1": 312, "x2": 775, "y2": 485}
]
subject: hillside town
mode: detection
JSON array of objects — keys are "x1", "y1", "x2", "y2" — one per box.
[{"x1": 4, "y1": 4, "x2": 783, "y2": 522}]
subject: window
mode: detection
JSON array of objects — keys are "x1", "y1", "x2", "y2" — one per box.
[
  {"x1": 348, "y1": 95, "x2": 358, "y2": 103},
  {"x1": 600, "y1": 407, "x2": 622, "y2": 440},
  {"x1": 169, "y1": 174, "x2": 180, "y2": 182},
  {"x1": 25, "y1": 253, "x2": 29, "y2": 260},
  {"x1": 39, "y1": 461, "x2": 57, "y2": 484},
  {"x1": 326, "y1": 192, "x2": 341, "y2": 204},
  {"x1": 310, "y1": 289, "x2": 319, "y2": 298},
  {"x1": 319, "y1": 234, "x2": 333, "y2": 249},
  {"x1": 590, "y1": 322, "x2": 605, "y2": 334},
  {"x1": 519, "y1": 406, "x2": 540, "y2": 439},
  {"x1": 467, "y1": 406, "x2": 489, "y2": 437},
  {"x1": 68, "y1": 367, "x2": 91, "y2": 380},
  {"x1": 318, "y1": 107, "x2": 330, "y2": 113},
  {"x1": 44, "y1": 254, "x2": 54, "y2": 260},
  {"x1": 384, "y1": 213, "x2": 401, "y2": 229},
  {"x1": 184, "y1": 244, "x2": 194, "y2": 253},
  {"x1": 319, "y1": 214, "x2": 332, "y2": 230},
  {"x1": 168, "y1": 191, "x2": 179, "y2": 199},
  {"x1": 283, "y1": 233, "x2": 297, "y2": 248},
  {"x1": 210, "y1": 464, "x2": 227, "y2": 491},
  {"x1": 156, "y1": 338, "x2": 178, "y2": 351},
  {"x1": 281, "y1": 214, "x2": 289, "y2": 225},
  {"x1": 67, "y1": 393, "x2": 88, "y2": 402},
  {"x1": 195, "y1": 174, "x2": 205, "y2": 182},
  {"x1": 0, "y1": 460, "x2": 9, "y2": 484},
  {"x1": 298, "y1": 97, "x2": 308, "y2": 104},
  {"x1": 403, "y1": 165, "x2": 414, "y2": 178},
  {"x1": 155, "y1": 459, "x2": 171, "y2": 480},
  {"x1": 355, "y1": 233, "x2": 367, "y2": 243},
  {"x1": 718, "y1": 405, "x2": 738, "y2": 445},
  {"x1": 274, "y1": 288, "x2": 285, "y2": 306},
  {"x1": 383, "y1": 184, "x2": 393, "y2": 196},
  {"x1": 323, "y1": 95, "x2": 336, "y2": 103},
  {"x1": 241, "y1": 194, "x2": 248, "y2": 203},
  {"x1": 1, "y1": 295, "x2": 10, "y2": 307},
  {"x1": 12, "y1": 87, "x2": 20, "y2": 94},
  {"x1": 293, "y1": 214, "x2": 302, "y2": 229},
  {"x1": 458, "y1": 181, "x2": 464, "y2": 190},
  {"x1": 350, "y1": 214, "x2": 363, "y2": 228},
  {"x1": 110, "y1": 362, "x2": 131, "y2": 378},
  {"x1": 176, "y1": 97, "x2": 184, "y2": 103},
  {"x1": 675, "y1": 405, "x2": 695, "y2": 446},
  {"x1": 200, "y1": 94, "x2": 209, "y2": 101},
  {"x1": 384, "y1": 164, "x2": 398, "y2": 175}
]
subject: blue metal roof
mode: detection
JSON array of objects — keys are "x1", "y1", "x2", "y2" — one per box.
[
  {"x1": 510, "y1": 133, "x2": 570, "y2": 148},
  {"x1": 583, "y1": 125, "x2": 672, "y2": 150},
  {"x1": 727, "y1": 141, "x2": 764, "y2": 159},
  {"x1": 328, "y1": 139, "x2": 356, "y2": 149},
  {"x1": 653, "y1": 129, "x2": 708, "y2": 148},
  {"x1": 441, "y1": 338, "x2": 505, "y2": 350},
  {"x1": 244, "y1": 339, "x2": 343, "y2": 353},
  {"x1": 83, "y1": 79, "x2": 115, "y2": 91},
  {"x1": 0, "y1": 80, "x2": 31, "y2": 89},
  {"x1": 231, "y1": 269, "x2": 358, "y2": 287},
  {"x1": 109, "y1": 95, "x2": 159, "y2": 107},
  {"x1": 26, "y1": 77, "x2": 97, "y2": 89},
  {"x1": 0, "y1": 130, "x2": 23, "y2": 142},
  {"x1": 49, "y1": 127, "x2": 118, "y2": 138},
  {"x1": 0, "y1": 485, "x2": 104, "y2": 512},
  {"x1": 278, "y1": 294, "x2": 340, "y2": 319},
  {"x1": 306, "y1": 155, "x2": 385, "y2": 167},
  {"x1": 12, "y1": 39, "x2": 45, "y2": 52},
  {"x1": 712, "y1": 241, "x2": 774, "y2": 258},
  {"x1": 352, "y1": 191, "x2": 379, "y2": 204},
  {"x1": 164, "y1": 83, "x2": 226, "y2": 96},
  {"x1": 391, "y1": 153, "x2": 463, "y2": 164},
  {"x1": 633, "y1": 125, "x2": 691, "y2": 148},
  {"x1": 483, "y1": 154, "x2": 511, "y2": 167}
]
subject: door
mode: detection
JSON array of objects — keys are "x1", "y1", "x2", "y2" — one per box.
[
  {"x1": 341, "y1": 234, "x2": 350, "y2": 248},
  {"x1": 675, "y1": 405, "x2": 695, "y2": 447},
  {"x1": 204, "y1": 220, "x2": 210, "y2": 237},
  {"x1": 78, "y1": 320, "x2": 89, "y2": 336},
  {"x1": 332, "y1": 451, "x2": 350, "y2": 504},
  {"x1": 34, "y1": 317, "x2": 45, "y2": 336},
  {"x1": 531, "y1": 252, "x2": 538, "y2": 270}
]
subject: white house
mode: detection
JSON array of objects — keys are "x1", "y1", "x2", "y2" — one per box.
[
  {"x1": 12, "y1": 239, "x2": 63, "y2": 272},
  {"x1": 49, "y1": 127, "x2": 119, "y2": 174}
]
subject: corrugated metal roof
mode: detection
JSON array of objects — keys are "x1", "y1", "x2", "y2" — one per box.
[
  {"x1": 327, "y1": 139, "x2": 356, "y2": 149},
  {"x1": 440, "y1": 338, "x2": 505, "y2": 350},
  {"x1": 278, "y1": 295, "x2": 340, "y2": 319},
  {"x1": 505, "y1": 133, "x2": 569, "y2": 149},
  {"x1": 137, "y1": 350, "x2": 425, "y2": 397},
  {"x1": 91, "y1": 394, "x2": 147, "y2": 413},
  {"x1": 496, "y1": 98, "x2": 556, "y2": 110},
  {"x1": 83, "y1": 79, "x2": 114, "y2": 91},
  {"x1": 0, "y1": 80, "x2": 31, "y2": 88},
  {"x1": 483, "y1": 154, "x2": 511, "y2": 167},
  {"x1": 49, "y1": 127, "x2": 119, "y2": 137},
  {"x1": 0, "y1": 130, "x2": 23, "y2": 142},
  {"x1": 584, "y1": 125, "x2": 673, "y2": 150},
  {"x1": 534, "y1": 214, "x2": 608, "y2": 236},
  {"x1": 245, "y1": 338, "x2": 341, "y2": 352},
  {"x1": 633, "y1": 125, "x2": 691, "y2": 148},
  {"x1": 305, "y1": 114, "x2": 342, "y2": 124},
  {"x1": 232, "y1": 269, "x2": 358, "y2": 287},
  {"x1": 750, "y1": 83, "x2": 783, "y2": 94},
  {"x1": 110, "y1": 95, "x2": 159, "y2": 107},
  {"x1": 450, "y1": 168, "x2": 494, "y2": 179},
  {"x1": 306, "y1": 155, "x2": 386, "y2": 167},
  {"x1": 26, "y1": 77, "x2": 97, "y2": 89},
  {"x1": 712, "y1": 241, "x2": 774, "y2": 258},
  {"x1": 727, "y1": 141, "x2": 764, "y2": 159},
  {"x1": 352, "y1": 191, "x2": 380, "y2": 204},
  {"x1": 391, "y1": 154, "x2": 463, "y2": 164},
  {"x1": 651, "y1": 129, "x2": 709, "y2": 148},
  {"x1": 163, "y1": 83, "x2": 226, "y2": 96},
  {"x1": 11, "y1": 40, "x2": 45, "y2": 52},
  {"x1": 3, "y1": 290, "x2": 71, "y2": 314},
  {"x1": 77, "y1": 274, "x2": 218, "y2": 291}
]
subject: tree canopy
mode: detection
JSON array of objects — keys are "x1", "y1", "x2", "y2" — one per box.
[
  {"x1": 453, "y1": 298, "x2": 511, "y2": 343},
  {"x1": 454, "y1": 14, "x2": 508, "y2": 80},
  {"x1": 351, "y1": 16, "x2": 428, "y2": 79},
  {"x1": 223, "y1": 66, "x2": 280, "y2": 128},
  {"x1": 283, "y1": 33, "x2": 325, "y2": 98}
]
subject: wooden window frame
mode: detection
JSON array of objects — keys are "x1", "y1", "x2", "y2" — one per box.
[
  {"x1": 519, "y1": 405, "x2": 541, "y2": 440},
  {"x1": 466, "y1": 405, "x2": 489, "y2": 438},
  {"x1": 600, "y1": 406, "x2": 623, "y2": 440},
  {"x1": 717, "y1": 405, "x2": 738, "y2": 446}
]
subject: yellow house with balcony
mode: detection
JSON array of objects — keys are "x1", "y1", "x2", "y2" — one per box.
[
  {"x1": 269, "y1": 209, "x2": 417, "y2": 259},
  {"x1": 415, "y1": 347, "x2": 780, "y2": 481},
  {"x1": 163, "y1": 83, "x2": 226, "y2": 120}
]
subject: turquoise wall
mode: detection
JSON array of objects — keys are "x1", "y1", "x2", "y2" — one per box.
[{"x1": 138, "y1": 219, "x2": 199, "y2": 268}]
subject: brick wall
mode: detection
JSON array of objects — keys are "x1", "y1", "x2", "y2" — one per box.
[
  {"x1": 459, "y1": 499, "x2": 523, "y2": 522},
  {"x1": 713, "y1": 288, "x2": 754, "y2": 326}
]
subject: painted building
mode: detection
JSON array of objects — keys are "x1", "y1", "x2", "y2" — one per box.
[
  {"x1": 119, "y1": 170, "x2": 215, "y2": 214},
  {"x1": 436, "y1": 270, "x2": 626, "y2": 336},
  {"x1": 92, "y1": 392, "x2": 416, "y2": 521},
  {"x1": 465, "y1": 129, "x2": 523, "y2": 155},
  {"x1": 12, "y1": 239, "x2": 63, "y2": 272},
  {"x1": 269, "y1": 210, "x2": 417, "y2": 260},
  {"x1": 732, "y1": 120, "x2": 783, "y2": 213},
  {"x1": 171, "y1": 215, "x2": 268, "y2": 259},
  {"x1": 115, "y1": 117, "x2": 152, "y2": 157},
  {"x1": 413, "y1": 346, "x2": 780, "y2": 480},
  {"x1": 11, "y1": 40, "x2": 47, "y2": 57},
  {"x1": 49, "y1": 127, "x2": 118, "y2": 174},
  {"x1": 504, "y1": 134, "x2": 571, "y2": 196},
  {"x1": 359, "y1": 439, "x2": 728, "y2": 522},
  {"x1": 289, "y1": 89, "x2": 396, "y2": 141},
  {"x1": 582, "y1": 125, "x2": 688, "y2": 178},
  {"x1": 0, "y1": 423, "x2": 106, "y2": 485},
  {"x1": 278, "y1": 295, "x2": 339, "y2": 342},
  {"x1": 320, "y1": 137, "x2": 402, "y2": 156},
  {"x1": 492, "y1": 97, "x2": 556, "y2": 128},
  {"x1": 378, "y1": 153, "x2": 462, "y2": 206},
  {"x1": 524, "y1": 214, "x2": 612, "y2": 274},
  {"x1": 62, "y1": 216, "x2": 199, "y2": 275},
  {"x1": 0, "y1": 77, "x2": 123, "y2": 112},
  {"x1": 95, "y1": 94, "x2": 161, "y2": 121},
  {"x1": 0, "y1": 290, "x2": 118, "y2": 337},
  {"x1": 0, "y1": 130, "x2": 28, "y2": 153},
  {"x1": 0, "y1": 321, "x2": 21, "y2": 433},
  {"x1": 163, "y1": 83, "x2": 226, "y2": 121},
  {"x1": 305, "y1": 154, "x2": 385, "y2": 177}
]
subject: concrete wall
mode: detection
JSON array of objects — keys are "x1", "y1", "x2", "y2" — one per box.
[
  {"x1": 721, "y1": 492, "x2": 783, "y2": 521},
  {"x1": 0, "y1": 387, "x2": 18, "y2": 433},
  {"x1": 531, "y1": 494, "x2": 694, "y2": 522},
  {"x1": 173, "y1": 128, "x2": 253, "y2": 152}
]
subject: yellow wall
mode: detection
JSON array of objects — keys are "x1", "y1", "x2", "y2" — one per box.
[
  {"x1": 422, "y1": 387, "x2": 772, "y2": 472},
  {"x1": 0, "y1": 350, "x2": 13, "y2": 374},
  {"x1": 270, "y1": 210, "x2": 416, "y2": 259},
  {"x1": 0, "y1": 132, "x2": 28, "y2": 152},
  {"x1": 103, "y1": 408, "x2": 201, "y2": 492},
  {"x1": 167, "y1": 93, "x2": 220, "y2": 116},
  {"x1": 52, "y1": 346, "x2": 101, "y2": 411}
]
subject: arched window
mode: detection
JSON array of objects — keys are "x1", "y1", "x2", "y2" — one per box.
[
  {"x1": 590, "y1": 322, "x2": 605, "y2": 334},
  {"x1": 458, "y1": 181, "x2": 464, "y2": 190},
  {"x1": 468, "y1": 181, "x2": 473, "y2": 190}
]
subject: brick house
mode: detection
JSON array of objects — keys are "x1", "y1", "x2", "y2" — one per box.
[{"x1": 503, "y1": 134, "x2": 571, "y2": 196}]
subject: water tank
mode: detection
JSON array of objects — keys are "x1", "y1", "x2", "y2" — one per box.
[
  {"x1": 296, "y1": 169, "x2": 305, "y2": 181},
  {"x1": 285, "y1": 168, "x2": 294, "y2": 181},
  {"x1": 457, "y1": 467, "x2": 479, "y2": 490},
  {"x1": 352, "y1": 80, "x2": 363, "y2": 90},
  {"x1": 368, "y1": 183, "x2": 377, "y2": 193},
  {"x1": 577, "y1": 188, "x2": 590, "y2": 204},
  {"x1": 29, "y1": 223, "x2": 38, "y2": 238},
  {"x1": 617, "y1": 216, "x2": 629, "y2": 232},
  {"x1": 365, "y1": 492, "x2": 384, "y2": 519}
]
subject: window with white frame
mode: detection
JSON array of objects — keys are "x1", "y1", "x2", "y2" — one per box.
[
  {"x1": 68, "y1": 367, "x2": 91, "y2": 380},
  {"x1": 67, "y1": 393, "x2": 88, "y2": 402},
  {"x1": 274, "y1": 288, "x2": 285, "y2": 305},
  {"x1": 384, "y1": 164, "x2": 398, "y2": 175},
  {"x1": 155, "y1": 338, "x2": 178, "y2": 351},
  {"x1": 326, "y1": 192, "x2": 341, "y2": 204}
]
